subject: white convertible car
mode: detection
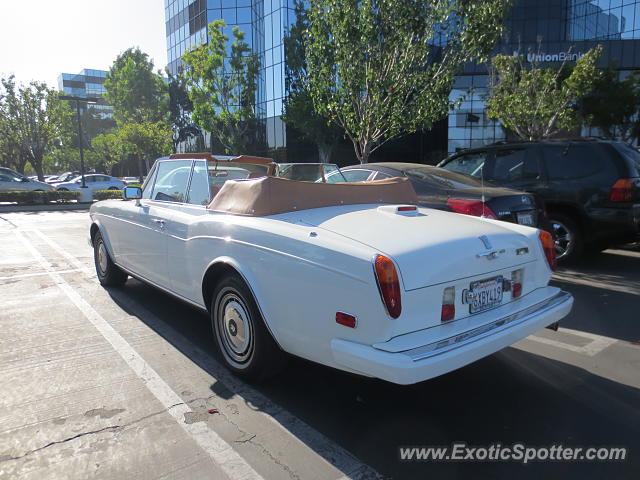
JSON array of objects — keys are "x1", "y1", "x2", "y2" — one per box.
[{"x1": 89, "y1": 154, "x2": 573, "y2": 384}]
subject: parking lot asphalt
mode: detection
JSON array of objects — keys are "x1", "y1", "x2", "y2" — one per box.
[{"x1": 1, "y1": 211, "x2": 638, "y2": 480}]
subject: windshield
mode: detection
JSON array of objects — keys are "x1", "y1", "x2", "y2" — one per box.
[
  {"x1": 404, "y1": 166, "x2": 485, "y2": 189},
  {"x1": 274, "y1": 163, "x2": 346, "y2": 183}
]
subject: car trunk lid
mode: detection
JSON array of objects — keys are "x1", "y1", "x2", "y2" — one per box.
[{"x1": 299, "y1": 205, "x2": 539, "y2": 290}]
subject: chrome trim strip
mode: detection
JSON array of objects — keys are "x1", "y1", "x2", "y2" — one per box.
[{"x1": 401, "y1": 291, "x2": 572, "y2": 362}]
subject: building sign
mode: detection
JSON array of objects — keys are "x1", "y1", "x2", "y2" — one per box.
[{"x1": 513, "y1": 51, "x2": 585, "y2": 63}]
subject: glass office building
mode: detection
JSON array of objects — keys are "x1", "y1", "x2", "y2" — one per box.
[
  {"x1": 165, "y1": 1, "x2": 640, "y2": 159},
  {"x1": 165, "y1": 0, "x2": 296, "y2": 151},
  {"x1": 449, "y1": 0, "x2": 640, "y2": 153},
  {"x1": 57, "y1": 69, "x2": 113, "y2": 118}
]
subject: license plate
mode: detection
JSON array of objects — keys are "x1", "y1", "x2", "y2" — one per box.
[
  {"x1": 469, "y1": 276, "x2": 504, "y2": 314},
  {"x1": 517, "y1": 212, "x2": 534, "y2": 226}
]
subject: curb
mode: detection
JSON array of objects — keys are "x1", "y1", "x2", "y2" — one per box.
[{"x1": 0, "y1": 203, "x2": 91, "y2": 213}]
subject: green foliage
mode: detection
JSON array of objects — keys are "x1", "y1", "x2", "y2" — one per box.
[
  {"x1": 92, "y1": 121, "x2": 172, "y2": 175},
  {"x1": 167, "y1": 71, "x2": 201, "y2": 150},
  {"x1": 581, "y1": 69, "x2": 640, "y2": 142},
  {"x1": 92, "y1": 133, "x2": 126, "y2": 170},
  {"x1": 182, "y1": 20, "x2": 262, "y2": 154},
  {"x1": 306, "y1": 0, "x2": 511, "y2": 163},
  {"x1": 93, "y1": 189, "x2": 123, "y2": 201},
  {"x1": 0, "y1": 190, "x2": 80, "y2": 204},
  {"x1": 283, "y1": 0, "x2": 343, "y2": 163},
  {"x1": 104, "y1": 48, "x2": 168, "y2": 125},
  {"x1": 0, "y1": 76, "x2": 74, "y2": 179},
  {"x1": 486, "y1": 46, "x2": 603, "y2": 140}
]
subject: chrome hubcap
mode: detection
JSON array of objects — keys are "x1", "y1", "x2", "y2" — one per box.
[
  {"x1": 552, "y1": 221, "x2": 573, "y2": 260},
  {"x1": 97, "y1": 241, "x2": 108, "y2": 274},
  {"x1": 217, "y1": 293, "x2": 253, "y2": 364}
]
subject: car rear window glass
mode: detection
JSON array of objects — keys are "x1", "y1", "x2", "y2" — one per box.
[
  {"x1": 543, "y1": 145, "x2": 604, "y2": 180},
  {"x1": 152, "y1": 160, "x2": 193, "y2": 202},
  {"x1": 442, "y1": 151, "x2": 488, "y2": 178},
  {"x1": 404, "y1": 167, "x2": 483, "y2": 189},
  {"x1": 491, "y1": 149, "x2": 538, "y2": 181},
  {"x1": 612, "y1": 143, "x2": 640, "y2": 176}
]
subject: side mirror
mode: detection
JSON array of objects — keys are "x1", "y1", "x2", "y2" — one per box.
[{"x1": 123, "y1": 186, "x2": 142, "y2": 200}]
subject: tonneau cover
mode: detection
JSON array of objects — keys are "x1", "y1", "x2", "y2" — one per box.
[{"x1": 207, "y1": 176, "x2": 418, "y2": 216}]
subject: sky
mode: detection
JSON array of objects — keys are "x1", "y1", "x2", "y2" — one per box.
[{"x1": 0, "y1": 0, "x2": 167, "y2": 88}]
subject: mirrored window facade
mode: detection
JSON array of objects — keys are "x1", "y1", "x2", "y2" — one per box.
[
  {"x1": 57, "y1": 69, "x2": 113, "y2": 118},
  {"x1": 165, "y1": 0, "x2": 297, "y2": 150},
  {"x1": 448, "y1": 0, "x2": 640, "y2": 153}
]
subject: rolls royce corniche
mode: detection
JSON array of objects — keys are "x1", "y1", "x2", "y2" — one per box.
[{"x1": 89, "y1": 153, "x2": 573, "y2": 384}]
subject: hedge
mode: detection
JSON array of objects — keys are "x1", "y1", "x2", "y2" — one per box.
[
  {"x1": 0, "y1": 190, "x2": 81, "y2": 204},
  {"x1": 93, "y1": 189, "x2": 123, "y2": 201}
]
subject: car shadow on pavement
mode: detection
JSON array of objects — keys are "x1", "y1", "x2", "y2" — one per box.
[
  {"x1": 106, "y1": 278, "x2": 640, "y2": 480},
  {"x1": 552, "y1": 251, "x2": 640, "y2": 342}
]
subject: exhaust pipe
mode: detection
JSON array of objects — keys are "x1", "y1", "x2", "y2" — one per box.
[{"x1": 546, "y1": 321, "x2": 560, "y2": 331}]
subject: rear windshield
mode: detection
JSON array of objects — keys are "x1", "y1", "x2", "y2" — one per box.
[
  {"x1": 404, "y1": 166, "x2": 484, "y2": 189},
  {"x1": 612, "y1": 143, "x2": 640, "y2": 176}
]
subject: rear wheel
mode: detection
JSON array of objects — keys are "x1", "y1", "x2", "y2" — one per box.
[
  {"x1": 211, "y1": 273, "x2": 286, "y2": 381},
  {"x1": 549, "y1": 213, "x2": 583, "y2": 263},
  {"x1": 108, "y1": 187, "x2": 119, "y2": 190},
  {"x1": 93, "y1": 231, "x2": 127, "y2": 286},
  {"x1": 58, "y1": 187, "x2": 69, "y2": 191}
]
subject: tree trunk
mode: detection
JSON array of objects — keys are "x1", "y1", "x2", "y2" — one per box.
[
  {"x1": 31, "y1": 156, "x2": 45, "y2": 181},
  {"x1": 136, "y1": 155, "x2": 144, "y2": 177},
  {"x1": 317, "y1": 142, "x2": 334, "y2": 164},
  {"x1": 359, "y1": 141, "x2": 372, "y2": 164}
]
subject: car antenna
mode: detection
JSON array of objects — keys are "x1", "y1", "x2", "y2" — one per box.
[{"x1": 480, "y1": 157, "x2": 487, "y2": 218}]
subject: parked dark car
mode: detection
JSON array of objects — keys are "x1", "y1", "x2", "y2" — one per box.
[
  {"x1": 438, "y1": 139, "x2": 640, "y2": 262},
  {"x1": 336, "y1": 162, "x2": 547, "y2": 230}
]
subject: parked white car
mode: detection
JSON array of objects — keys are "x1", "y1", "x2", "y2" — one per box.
[
  {"x1": 0, "y1": 168, "x2": 55, "y2": 192},
  {"x1": 89, "y1": 154, "x2": 573, "y2": 384},
  {"x1": 56, "y1": 174, "x2": 125, "y2": 193}
]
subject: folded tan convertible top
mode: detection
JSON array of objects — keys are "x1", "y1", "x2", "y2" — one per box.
[{"x1": 207, "y1": 176, "x2": 418, "y2": 216}]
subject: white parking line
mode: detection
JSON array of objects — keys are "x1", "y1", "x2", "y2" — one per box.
[
  {"x1": 527, "y1": 327, "x2": 617, "y2": 356},
  {"x1": 31, "y1": 228, "x2": 94, "y2": 277},
  {"x1": 14, "y1": 229, "x2": 264, "y2": 480},
  {"x1": 0, "y1": 269, "x2": 83, "y2": 280}
]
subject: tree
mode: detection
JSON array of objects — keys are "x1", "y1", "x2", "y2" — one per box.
[
  {"x1": 581, "y1": 68, "x2": 640, "y2": 143},
  {"x1": 104, "y1": 47, "x2": 168, "y2": 125},
  {"x1": 167, "y1": 71, "x2": 201, "y2": 151},
  {"x1": 182, "y1": 20, "x2": 262, "y2": 154},
  {"x1": 306, "y1": 0, "x2": 511, "y2": 164},
  {"x1": 486, "y1": 46, "x2": 603, "y2": 141},
  {"x1": 283, "y1": 0, "x2": 343, "y2": 163},
  {"x1": 92, "y1": 133, "x2": 126, "y2": 172},
  {"x1": 0, "y1": 76, "x2": 73, "y2": 179}
]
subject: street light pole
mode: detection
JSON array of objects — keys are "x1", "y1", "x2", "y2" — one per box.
[
  {"x1": 59, "y1": 95, "x2": 98, "y2": 190},
  {"x1": 75, "y1": 100, "x2": 87, "y2": 188}
]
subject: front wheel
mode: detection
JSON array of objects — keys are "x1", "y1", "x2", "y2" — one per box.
[
  {"x1": 57, "y1": 188, "x2": 69, "y2": 191},
  {"x1": 93, "y1": 231, "x2": 127, "y2": 286},
  {"x1": 211, "y1": 274, "x2": 286, "y2": 381}
]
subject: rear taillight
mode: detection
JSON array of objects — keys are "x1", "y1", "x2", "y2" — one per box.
[
  {"x1": 373, "y1": 255, "x2": 402, "y2": 318},
  {"x1": 447, "y1": 198, "x2": 498, "y2": 219},
  {"x1": 441, "y1": 286, "x2": 455, "y2": 322},
  {"x1": 539, "y1": 230, "x2": 557, "y2": 271},
  {"x1": 610, "y1": 178, "x2": 635, "y2": 202},
  {"x1": 511, "y1": 269, "x2": 523, "y2": 298}
]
